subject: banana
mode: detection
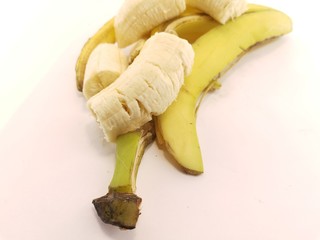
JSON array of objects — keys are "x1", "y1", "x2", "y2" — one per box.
[
  {"x1": 75, "y1": 0, "x2": 293, "y2": 230},
  {"x1": 87, "y1": 32, "x2": 194, "y2": 142},
  {"x1": 83, "y1": 43, "x2": 128, "y2": 99},
  {"x1": 186, "y1": 0, "x2": 248, "y2": 24},
  {"x1": 155, "y1": 5, "x2": 292, "y2": 174},
  {"x1": 114, "y1": 0, "x2": 186, "y2": 48},
  {"x1": 75, "y1": 18, "x2": 116, "y2": 92}
]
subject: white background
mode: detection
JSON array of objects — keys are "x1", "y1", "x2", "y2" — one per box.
[{"x1": 1, "y1": 0, "x2": 320, "y2": 239}]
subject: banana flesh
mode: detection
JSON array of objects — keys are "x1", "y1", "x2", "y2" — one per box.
[
  {"x1": 83, "y1": 43, "x2": 128, "y2": 99},
  {"x1": 186, "y1": 0, "x2": 248, "y2": 24},
  {"x1": 87, "y1": 32, "x2": 194, "y2": 142},
  {"x1": 155, "y1": 5, "x2": 292, "y2": 174},
  {"x1": 75, "y1": 18, "x2": 115, "y2": 91},
  {"x1": 114, "y1": 0, "x2": 186, "y2": 48}
]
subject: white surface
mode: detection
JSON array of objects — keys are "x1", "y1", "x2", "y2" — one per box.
[{"x1": 1, "y1": 1, "x2": 320, "y2": 239}]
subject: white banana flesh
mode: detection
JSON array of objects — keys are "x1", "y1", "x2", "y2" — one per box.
[
  {"x1": 88, "y1": 32, "x2": 194, "y2": 142},
  {"x1": 83, "y1": 43, "x2": 128, "y2": 99},
  {"x1": 114, "y1": 0, "x2": 186, "y2": 48},
  {"x1": 186, "y1": 0, "x2": 247, "y2": 24}
]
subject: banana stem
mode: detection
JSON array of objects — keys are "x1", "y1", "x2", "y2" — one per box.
[{"x1": 92, "y1": 122, "x2": 155, "y2": 229}]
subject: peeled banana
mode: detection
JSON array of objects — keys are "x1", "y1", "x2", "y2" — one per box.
[
  {"x1": 83, "y1": 43, "x2": 128, "y2": 99},
  {"x1": 155, "y1": 4, "x2": 293, "y2": 174},
  {"x1": 88, "y1": 32, "x2": 194, "y2": 142},
  {"x1": 114, "y1": 0, "x2": 186, "y2": 47}
]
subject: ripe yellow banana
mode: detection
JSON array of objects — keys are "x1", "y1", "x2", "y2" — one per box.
[
  {"x1": 155, "y1": 4, "x2": 292, "y2": 175},
  {"x1": 75, "y1": 18, "x2": 115, "y2": 91},
  {"x1": 87, "y1": 32, "x2": 194, "y2": 142},
  {"x1": 114, "y1": 0, "x2": 186, "y2": 48},
  {"x1": 83, "y1": 43, "x2": 128, "y2": 99}
]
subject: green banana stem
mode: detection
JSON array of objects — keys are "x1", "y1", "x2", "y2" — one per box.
[{"x1": 92, "y1": 121, "x2": 155, "y2": 229}]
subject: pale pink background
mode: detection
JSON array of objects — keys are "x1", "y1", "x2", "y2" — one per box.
[{"x1": 1, "y1": 0, "x2": 319, "y2": 239}]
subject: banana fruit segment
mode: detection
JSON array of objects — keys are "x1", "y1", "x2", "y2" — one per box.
[
  {"x1": 155, "y1": 5, "x2": 292, "y2": 174},
  {"x1": 88, "y1": 32, "x2": 194, "y2": 142},
  {"x1": 186, "y1": 0, "x2": 248, "y2": 24},
  {"x1": 83, "y1": 43, "x2": 128, "y2": 99},
  {"x1": 114, "y1": 0, "x2": 186, "y2": 48}
]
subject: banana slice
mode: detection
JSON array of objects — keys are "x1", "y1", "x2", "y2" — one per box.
[
  {"x1": 186, "y1": 0, "x2": 248, "y2": 24},
  {"x1": 88, "y1": 32, "x2": 194, "y2": 142},
  {"x1": 83, "y1": 43, "x2": 128, "y2": 99},
  {"x1": 114, "y1": 0, "x2": 186, "y2": 48}
]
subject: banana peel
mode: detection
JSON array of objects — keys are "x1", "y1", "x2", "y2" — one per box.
[{"x1": 155, "y1": 4, "x2": 293, "y2": 175}]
